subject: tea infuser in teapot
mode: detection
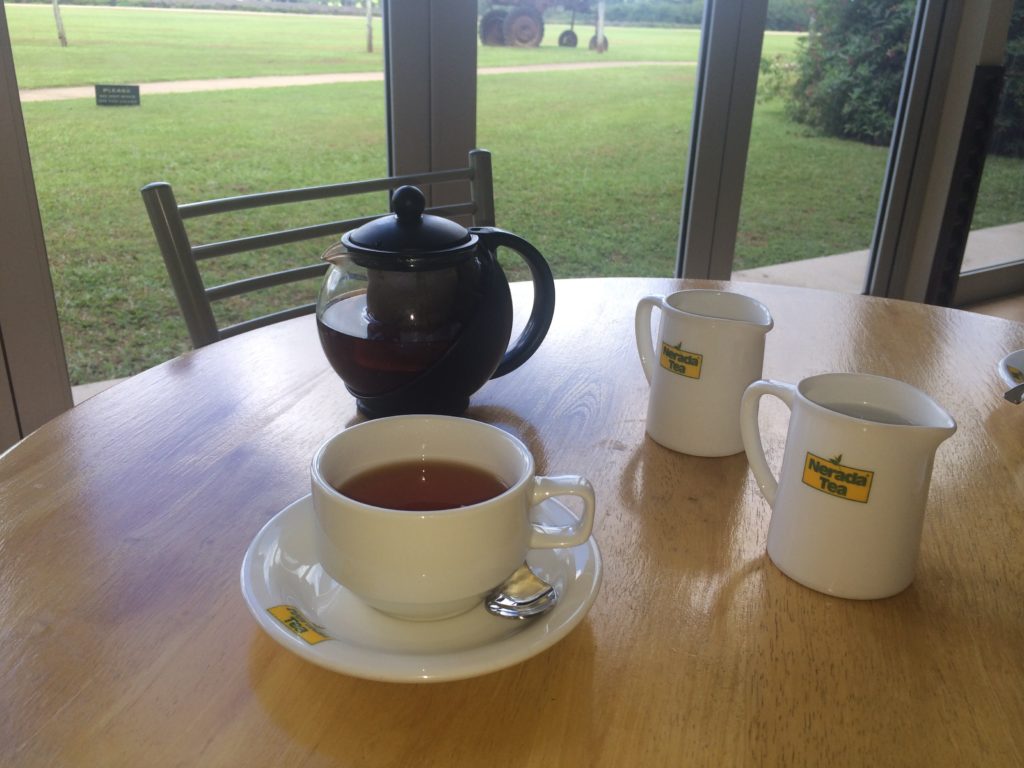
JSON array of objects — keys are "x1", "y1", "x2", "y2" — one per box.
[{"x1": 316, "y1": 185, "x2": 556, "y2": 417}]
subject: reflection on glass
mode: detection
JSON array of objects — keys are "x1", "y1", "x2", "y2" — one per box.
[{"x1": 962, "y1": 0, "x2": 1024, "y2": 275}]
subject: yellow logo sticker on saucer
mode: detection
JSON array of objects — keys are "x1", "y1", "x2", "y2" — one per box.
[
  {"x1": 267, "y1": 605, "x2": 331, "y2": 645},
  {"x1": 660, "y1": 342, "x2": 702, "y2": 379},
  {"x1": 802, "y1": 453, "x2": 874, "y2": 503}
]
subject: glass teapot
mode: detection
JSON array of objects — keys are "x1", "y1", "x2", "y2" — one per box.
[{"x1": 316, "y1": 185, "x2": 556, "y2": 417}]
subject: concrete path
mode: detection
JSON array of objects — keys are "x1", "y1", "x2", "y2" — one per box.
[
  {"x1": 20, "y1": 60, "x2": 688, "y2": 102},
  {"x1": 733, "y1": 221, "x2": 1024, "y2": 293}
]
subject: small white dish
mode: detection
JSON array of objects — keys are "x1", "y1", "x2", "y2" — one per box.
[
  {"x1": 998, "y1": 349, "x2": 1024, "y2": 389},
  {"x1": 240, "y1": 494, "x2": 602, "y2": 683}
]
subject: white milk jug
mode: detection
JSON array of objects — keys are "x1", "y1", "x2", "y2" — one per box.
[
  {"x1": 740, "y1": 373, "x2": 956, "y2": 599},
  {"x1": 635, "y1": 289, "x2": 773, "y2": 457}
]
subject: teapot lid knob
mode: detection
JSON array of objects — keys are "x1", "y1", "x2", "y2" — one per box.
[
  {"x1": 392, "y1": 185, "x2": 425, "y2": 224},
  {"x1": 342, "y1": 183, "x2": 475, "y2": 267}
]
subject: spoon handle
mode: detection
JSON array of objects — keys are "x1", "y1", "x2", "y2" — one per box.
[{"x1": 1004, "y1": 382, "x2": 1024, "y2": 404}]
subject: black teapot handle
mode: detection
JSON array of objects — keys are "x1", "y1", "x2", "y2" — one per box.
[{"x1": 472, "y1": 227, "x2": 556, "y2": 378}]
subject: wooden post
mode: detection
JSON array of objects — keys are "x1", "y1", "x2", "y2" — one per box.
[
  {"x1": 366, "y1": 0, "x2": 373, "y2": 54},
  {"x1": 595, "y1": 0, "x2": 606, "y2": 53},
  {"x1": 52, "y1": 0, "x2": 67, "y2": 47}
]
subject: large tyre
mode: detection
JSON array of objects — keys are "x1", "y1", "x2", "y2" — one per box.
[
  {"x1": 558, "y1": 29, "x2": 578, "y2": 47},
  {"x1": 480, "y1": 10, "x2": 507, "y2": 46},
  {"x1": 503, "y1": 7, "x2": 544, "y2": 47},
  {"x1": 588, "y1": 33, "x2": 608, "y2": 52}
]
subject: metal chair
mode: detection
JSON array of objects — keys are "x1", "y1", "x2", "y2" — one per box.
[{"x1": 141, "y1": 149, "x2": 495, "y2": 348}]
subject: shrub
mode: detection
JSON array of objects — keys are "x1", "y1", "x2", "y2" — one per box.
[
  {"x1": 990, "y1": 4, "x2": 1024, "y2": 157},
  {"x1": 600, "y1": 1, "x2": 703, "y2": 27},
  {"x1": 766, "y1": 0, "x2": 814, "y2": 32},
  {"x1": 788, "y1": 0, "x2": 1022, "y2": 157},
  {"x1": 787, "y1": 0, "x2": 915, "y2": 147}
]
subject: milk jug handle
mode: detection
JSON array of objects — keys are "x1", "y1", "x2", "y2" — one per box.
[
  {"x1": 740, "y1": 380, "x2": 797, "y2": 507},
  {"x1": 634, "y1": 295, "x2": 665, "y2": 384}
]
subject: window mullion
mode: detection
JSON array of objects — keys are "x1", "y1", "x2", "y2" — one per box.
[
  {"x1": 383, "y1": 0, "x2": 476, "y2": 210},
  {"x1": 677, "y1": 0, "x2": 768, "y2": 280}
]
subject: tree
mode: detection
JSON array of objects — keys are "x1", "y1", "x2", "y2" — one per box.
[{"x1": 52, "y1": 0, "x2": 68, "y2": 48}]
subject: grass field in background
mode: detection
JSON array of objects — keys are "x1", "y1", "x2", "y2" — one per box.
[
  {"x1": 8, "y1": 4, "x2": 803, "y2": 88},
  {"x1": 24, "y1": 81, "x2": 389, "y2": 379},
  {"x1": 9, "y1": 6, "x2": 387, "y2": 87},
  {"x1": 8, "y1": 5, "x2": 1022, "y2": 383}
]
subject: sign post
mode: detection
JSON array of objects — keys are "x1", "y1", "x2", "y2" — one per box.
[{"x1": 94, "y1": 84, "x2": 140, "y2": 107}]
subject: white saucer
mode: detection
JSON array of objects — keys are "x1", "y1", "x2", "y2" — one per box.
[
  {"x1": 998, "y1": 349, "x2": 1024, "y2": 389},
  {"x1": 240, "y1": 494, "x2": 602, "y2": 683}
]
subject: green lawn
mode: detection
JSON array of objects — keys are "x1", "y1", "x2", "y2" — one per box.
[
  {"x1": 8, "y1": 4, "x2": 800, "y2": 88},
  {"x1": 9, "y1": 5, "x2": 387, "y2": 87},
  {"x1": 7, "y1": 5, "x2": 715, "y2": 88},
  {"x1": 7, "y1": 5, "x2": 1022, "y2": 384}
]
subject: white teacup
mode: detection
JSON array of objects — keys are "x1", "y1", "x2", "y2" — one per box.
[
  {"x1": 311, "y1": 415, "x2": 596, "y2": 621},
  {"x1": 635, "y1": 289, "x2": 773, "y2": 456},
  {"x1": 740, "y1": 373, "x2": 956, "y2": 599}
]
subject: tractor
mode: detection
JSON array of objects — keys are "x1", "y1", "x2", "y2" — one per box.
[{"x1": 479, "y1": 1, "x2": 604, "y2": 49}]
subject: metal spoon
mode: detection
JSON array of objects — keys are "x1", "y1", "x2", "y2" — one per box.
[
  {"x1": 1004, "y1": 382, "x2": 1024, "y2": 404},
  {"x1": 485, "y1": 562, "x2": 558, "y2": 619}
]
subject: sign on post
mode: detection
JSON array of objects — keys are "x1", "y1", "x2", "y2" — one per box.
[{"x1": 95, "y1": 84, "x2": 140, "y2": 107}]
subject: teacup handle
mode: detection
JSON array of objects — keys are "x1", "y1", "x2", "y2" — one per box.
[
  {"x1": 634, "y1": 295, "x2": 666, "y2": 384},
  {"x1": 528, "y1": 475, "x2": 596, "y2": 549},
  {"x1": 740, "y1": 379, "x2": 797, "y2": 507}
]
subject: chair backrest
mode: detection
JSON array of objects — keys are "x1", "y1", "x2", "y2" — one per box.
[{"x1": 141, "y1": 149, "x2": 495, "y2": 348}]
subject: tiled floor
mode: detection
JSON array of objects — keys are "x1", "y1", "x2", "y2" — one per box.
[
  {"x1": 72, "y1": 377, "x2": 127, "y2": 404},
  {"x1": 733, "y1": 222, "x2": 1022, "y2": 294},
  {"x1": 732, "y1": 222, "x2": 1024, "y2": 323}
]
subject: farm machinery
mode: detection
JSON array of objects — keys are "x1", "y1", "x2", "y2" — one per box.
[{"x1": 479, "y1": 1, "x2": 607, "y2": 50}]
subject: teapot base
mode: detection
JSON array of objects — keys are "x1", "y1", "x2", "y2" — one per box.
[{"x1": 354, "y1": 393, "x2": 471, "y2": 420}]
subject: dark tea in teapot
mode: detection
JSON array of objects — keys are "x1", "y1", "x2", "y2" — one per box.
[{"x1": 317, "y1": 289, "x2": 460, "y2": 396}]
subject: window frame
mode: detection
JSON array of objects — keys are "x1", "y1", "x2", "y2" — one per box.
[
  {"x1": 0, "y1": 0, "x2": 72, "y2": 451},
  {"x1": 383, "y1": 0, "x2": 477, "y2": 206},
  {"x1": 677, "y1": 0, "x2": 1019, "y2": 306},
  {"x1": 676, "y1": 0, "x2": 769, "y2": 280}
]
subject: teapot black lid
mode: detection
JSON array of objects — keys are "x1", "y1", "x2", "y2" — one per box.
[{"x1": 341, "y1": 185, "x2": 478, "y2": 270}]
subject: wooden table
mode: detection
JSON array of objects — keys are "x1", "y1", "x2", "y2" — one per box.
[{"x1": 2, "y1": 278, "x2": 1023, "y2": 766}]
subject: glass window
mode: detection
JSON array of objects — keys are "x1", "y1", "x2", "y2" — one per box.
[
  {"x1": 474, "y1": 4, "x2": 703, "y2": 282},
  {"x1": 731, "y1": 0, "x2": 917, "y2": 294},
  {"x1": 960, "y1": 1, "x2": 1024, "y2": 280},
  {"x1": 9, "y1": 4, "x2": 388, "y2": 385}
]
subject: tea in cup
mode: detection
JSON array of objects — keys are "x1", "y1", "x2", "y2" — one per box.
[
  {"x1": 310, "y1": 415, "x2": 596, "y2": 620},
  {"x1": 635, "y1": 289, "x2": 773, "y2": 456},
  {"x1": 740, "y1": 373, "x2": 956, "y2": 599}
]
